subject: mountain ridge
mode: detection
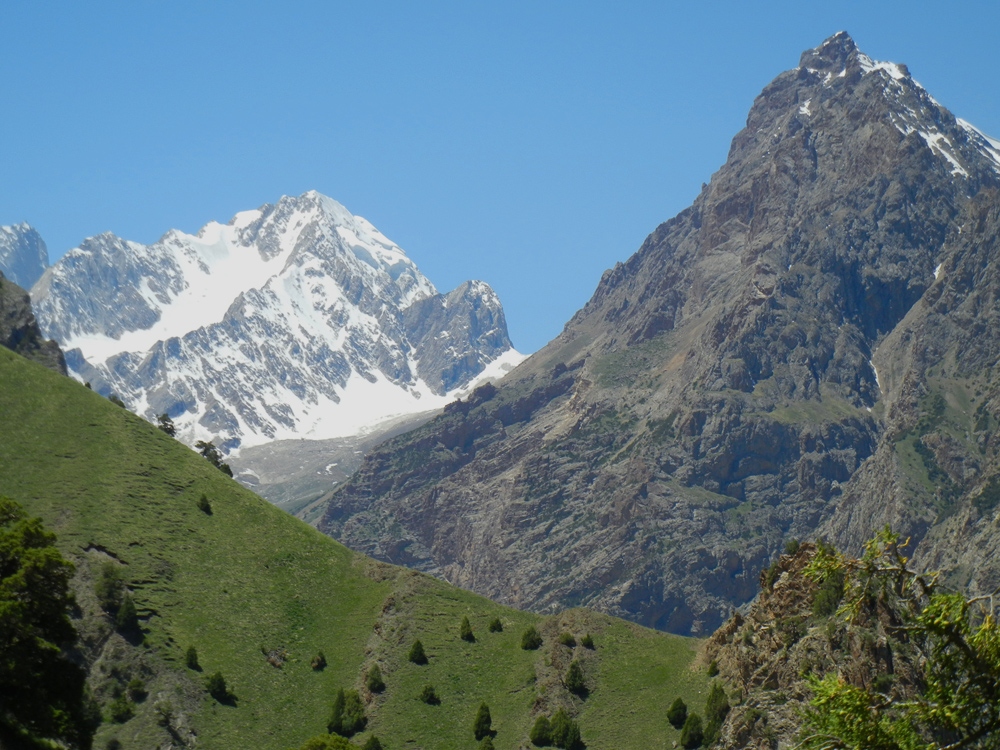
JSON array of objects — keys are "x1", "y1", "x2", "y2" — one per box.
[
  {"x1": 26, "y1": 191, "x2": 523, "y2": 450},
  {"x1": 317, "y1": 32, "x2": 1000, "y2": 635}
]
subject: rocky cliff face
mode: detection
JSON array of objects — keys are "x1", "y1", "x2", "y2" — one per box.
[
  {"x1": 31, "y1": 191, "x2": 523, "y2": 449},
  {"x1": 0, "y1": 272, "x2": 66, "y2": 374},
  {"x1": 318, "y1": 33, "x2": 1000, "y2": 635}
]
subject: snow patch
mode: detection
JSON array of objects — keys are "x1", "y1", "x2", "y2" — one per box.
[
  {"x1": 799, "y1": 99, "x2": 812, "y2": 116},
  {"x1": 934, "y1": 263, "x2": 944, "y2": 281},
  {"x1": 869, "y1": 359, "x2": 882, "y2": 394}
]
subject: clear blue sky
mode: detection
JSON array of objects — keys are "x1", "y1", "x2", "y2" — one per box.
[{"x1": 2, "y1": 1, "x2": 998, "y2": 353}]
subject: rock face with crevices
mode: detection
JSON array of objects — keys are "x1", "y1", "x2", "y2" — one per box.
[
  {"x1": 0, "y1": 272, "x2": 66, "y2": 374},
  {"x1": 318, "y1": 33, "x2": 1000, "y2": 636}
]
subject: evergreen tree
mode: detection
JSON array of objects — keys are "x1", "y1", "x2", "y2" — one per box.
[
  {"x1": 196, "y1": 494, "x2": 212, "y2": 515},
  {"x1": 328, "y1": 688, "x2": 366, "y2": 737},
  {"x1": 460, "y1": 615, "x2": 475, "y2": 642},
  {"x1": 312, "y1": 651, "x2": 327, "y2": 671},
  {"x1": 565, "y1": 660, "x2": 586, "y2": 697},
  {"x1": 680, "y1": 713, "x2": 703, "y2": 749},
  {"x1": 408, "y1": 639, "x2": 428, "y2": 665},
  {"x1": 0, "y1": 497, "x2": 93, "y2": 749},
  {"x1": 327, "y1": 688, "x2": 345, "y2": 734},
  {"x1": 195, "y1": 440, "x2": 234, "y2": 476},
  {"x1": 479, "y1": 738, "x2": 495, "y2": 750},
  {"x1": 94, "y1": 560, "x2": 123, "y2": 611},
  {"x1": 365, "y1": 664, "x2": 384, "y2": 692},
  {"x1": 473, "y1": 702, "x2": 492, "y2": 740},
  {"x1": 667, "y1": 697, "x2": 687, "y2": 728},
  {"x1": 206, "y1": 672, "x2": 231, "y2": 703},
  {"x1": 563, "y1": 721, "x2": 583, "y2": 750},
  {"x1": 549, "y1": 709, "x2": 571, "y2": 748},
  {"x1": 156, "y1": 413, "x2": 176, "y2": 436},
  {"x1": 115, "y1": 593, "x2": 139, "y2": 633},
  {"x1": 558, "y1": 632, "x2": 576, "y2": 647},
  {"x1": 487, "y1": 617, "x2": 503, "y2": 633},
  {"x1": 580, "y1": 633, "x2": 594, "y2": 649},
  {"x1": 362, "y1": 736, "x2": 383, "y2": 750},
  {"x1": 530, "y1": 715, "x2": 551, "y2": 746},
  {"x1": 703, "y1": 680, "x2": 730, "y2": 742},
  {"x1": 185, "y1": 645, "x2": 200, "y2": 670},
  {"x1": 521, "y1": 625, "x2": 543, "y2": 650},
  {"x1": 420, "y1": 684, "x2": 440, "y2": 705}
]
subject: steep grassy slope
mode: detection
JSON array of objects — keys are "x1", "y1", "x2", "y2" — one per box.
[{"x1": 0, "y1": 347, "x2": 706, "y2": 750}]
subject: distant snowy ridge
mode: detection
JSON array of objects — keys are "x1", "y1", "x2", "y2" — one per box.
[
  {"x1": 0, "y1": 223, "x2": 49, "y2": 290},
  {"x1": 32, "y1": 191, "x2": 524, "y2": 449}
]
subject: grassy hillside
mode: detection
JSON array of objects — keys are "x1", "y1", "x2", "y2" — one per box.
[{"x1": 0, "y1": 347, "x2": 707, "y2": 750}]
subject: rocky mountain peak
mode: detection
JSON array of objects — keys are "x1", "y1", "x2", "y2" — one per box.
[
  {"x1": 317, "y1": 36, "x2": 1000, "y2": 637},
  {"x1": 31, "y1": 191, "x2": 522, "y2": 449},
  {"x1": 0, "y1": 223, "x2": 49, "y2": 290}
]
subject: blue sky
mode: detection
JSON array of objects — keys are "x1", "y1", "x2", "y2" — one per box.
[{"x1": 2, "y1": 1, "x2": 998, "y2": 353}]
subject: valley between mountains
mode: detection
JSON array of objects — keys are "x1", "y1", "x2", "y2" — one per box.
[{"x1": 2, "y1": 30, "x2": 1000, "y2": 750}]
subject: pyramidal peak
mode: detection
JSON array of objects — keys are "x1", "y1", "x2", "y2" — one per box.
[{"x1": 31, "y1": 191, "x2": 523, "y2": 450}]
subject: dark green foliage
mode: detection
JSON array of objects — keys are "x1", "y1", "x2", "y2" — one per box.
[
  {"x1": 872, "y1": 673, "x2": 894, "y2": 694},
  {"x1": 327, "y1": 688, "x2": 366, "y2": 737},
  {"x1": 312, "y1": 651, "x2": 327, "y2": 671},
  {"x1": 185, "y1": 645, "x2": 200, "y2": 670},
  {"x1": 480, "y1": 738, "x2": 495, "y2": 750},
  {"x1": 487, "y1": 617, "x2": 503, "y2": 633},
  {"x1": 668, "y1": 696, "x2": 688, "y2": 728},
  {"x1": 460, "y1": 615, "x2": 475, "y2": 642},
  {"x1": 197, "y1": 493, "x2": 212, "y2": 515},
  {"x1": 558, "y1": 631, "x2": 576, "y2": 647},
  {"x1": 362, "y1": 736, "x2": 383, "y2": 750},
  {"x1": 704, "y1": 681, "x2": 730, "y2": 742},
  {"x1": 707, "y1": 659, "x2": 719, "y2": 677},
  {"x1": 530, "y1": 715, "x2": 551, "y2": 746},
  {"x1": 408, "y1": 639, "x2": 428, "y2": 665},
  {"x1": 115, "y1": 593, "x2": 139, "y2": 632},
  {"x1": 811, "y1": 567, "x2": 846, "y2": 618},
  {"x1": 785, "y1": 538, "x2": 801, "y2": 555},
  {"x1": 108, "y1": 694, "x2": 134, "y2": 723},
  {"x1": 521, "y1": 625, "x2": 543, "y2": 650},
  {"x1": 109, "y1": 394, "x2": 126, "y2": 408},
  {"x1": 680, "y1": 712, "x2": 704, "y2": 748},
  {"x1": 565, "y1": 660, "x2": 587, "y2": 697},
  {"x1": 106, "y1": 738, "x2": 122, "y2": 750},
  {"x1": 0, "y1": 497, "x2": 93, "y2": 749},
  {"x1": 195, "y1": 440, "x2": 234, "y2": 477},
  {"x1": 365, "y1": 663, "x2": 383, "y2": 692},
  {"x1": 127, "y1": 678, "x2": 147, "y2": 701},
  {"x1": 472, "y1": 702, "x2": 492, "y2": 740},
  {"x1": 95, "y1": 560, "x2": 124, "y2": 611},
  {"x1": 580, "y1": 633, "x2": 594, "y2": 649},
  {"x1": 973, "y1": 476, "x2": 1000, "y2": 515},
  {"x1": 549, "y1": 708, "x2": 582, "y2": 749},
  {"x1": 206, "y1": 672, "x2": 232, "y2": 703},
  {"x1": 764, "y1": 560, "x2": 780, "y2": 590},
  {"x1": 419, "y1": 684, "x2": 440, "y2": 705},
  {"x1": 297, "y1": 735, "x2": 356, "y2": 750},
  {"x1": 156, "y1": 413, "x2": 176, "y2": 437}
]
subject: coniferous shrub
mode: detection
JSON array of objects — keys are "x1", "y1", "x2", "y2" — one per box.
[
  {"x1": 473, "y1": 702, "x2": 492, "y2": 740},
  {"x1": 563, "y1": 721, "x2": 583, "y2": 750},
  {"x1": 108, "y1": 695, "x2": 133, "y2": 723},
  {"x1": 206, "y1": 672, "x2": 231, "y2": 703},
  {"x1": 565, "y1": 660, "x2": 586, "y2": 697},
  {"x1": 680, "y1": 712, "x2": 704, "y2": 749},
  {"x1": 408, "y1": 639, "x2": 428, "y2": 665},
  {"x1": 185, "y1": 645, "x2": 200, "y2": 670},
  {"x1": 480, "y1": 738, "x2": 495, "y2": 750},
  {"x1": 115, "y1": 593, "x2": 139, "y2": 633},
  {"x1": 707, "y1": 659, "x2": 719, "y2": 676},
  {"x1": 558, "y1": 632, "x2": 576, "y2": 647},
  {"x1": 197, "y1": 494, "x2": 212, "y2": 515},
  {"x1": 156, "y1": 413, "x2": 176, "y2": 436},
  {"x1": 521, "y1": 626, "x2": 543, "y2": 650},
  {"x1": 362, "y1": 737, "x2": 383, "y2": 750},
  {"x1": 704, "y1": 681, "x2": 730, "y2": 742},
  {"x1": 312, "y1": 651, "x2": 328, "y2": 671},
  {"x1": 488, "y1": 617, "x2": 503, "y2": 633},
  {"x1": 460, "y1": 615, "x2": 475, "y2": 642},
  {"x1": 549, "y1": 709, "x2": 571, "y2": 747},
  {"x1": 95, "y1": 561, "x2": 124, "y2": 611},
  {"x1": 327, "y1": 688, "x2": 367, "y2": 737},
  {"x1": 667, "y1": 696, "x2": 687, "y2": 728},
  {"x1": 530, "y1": 715, "x2": 551, "y2": 746},
  {"x1": 420, "y1": 684, "x2": 440, "y2": 705},
  {"x1": 580, "y1": 633, "x2": 594, "y2": 649},
  {"x1": 127, "y1": 678, "x2": 147, "y2": 701},
  {"x1": 365, "y1": 664, "x2": 384, "y2": 692}
]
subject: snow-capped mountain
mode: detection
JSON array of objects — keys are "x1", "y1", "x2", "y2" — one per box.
[
  {"x1": 31, "y1": 191, "x2": 523, "y2": 448},
  {"x1": 0, "y1": 223, "x2": 49, "y2": 290}
]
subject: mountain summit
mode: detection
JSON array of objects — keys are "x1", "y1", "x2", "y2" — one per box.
[
  {"x1": 31, "y1": 191, "x2": 523, "y2": 448},
  {"x1": 318, "y1": 34, "x2": 1000, "y2": 635}
]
